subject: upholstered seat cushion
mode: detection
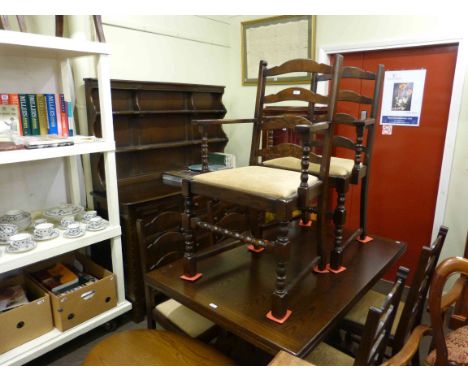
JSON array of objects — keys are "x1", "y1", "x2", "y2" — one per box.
[
  {"x1": 305, "y1": 342, "x2": 355, "y2": 366},
  {"x1": 154, "y1": 299, "x2": 214, "y2": 338},
  {"x1": 192, "y1": 165, "x2": 318, "y2": 199},
  {"x1": 263, "y1": 156, "x2": 355, "y2": 177},
  {"x1": 344, "y1": 289, "x2": 404, "y2": 336},
  {"x1": 425, "y1": 325, "x2": 468, "y2": 366}
]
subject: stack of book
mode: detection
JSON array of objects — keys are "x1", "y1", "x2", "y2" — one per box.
[
  {"x1": 31, "y1": 261, "x2": 97, "y2": 296},
  {"x1": 0, "y1": 93, "x2": 75, "y2": 137}
]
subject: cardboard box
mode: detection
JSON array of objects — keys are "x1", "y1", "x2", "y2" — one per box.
[
  {"x1": 28, "y1": 253, "x2": 117, "y2": 331},
  {"x1": 0, "y1": 275, "x2": 53, "y2": 354}
]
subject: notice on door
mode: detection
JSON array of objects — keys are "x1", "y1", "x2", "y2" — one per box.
[{"x1": 380, "y1": 69, "x2": 426, "y2": 127}]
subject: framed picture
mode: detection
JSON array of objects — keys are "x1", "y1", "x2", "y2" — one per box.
[{"x1": 241, "y1": 15, "x2": 316, "y2": 85}]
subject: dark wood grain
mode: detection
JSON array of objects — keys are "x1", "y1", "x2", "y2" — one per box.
[{"x1": 145, "y1": 224, "x2": 406, "y2": 356}]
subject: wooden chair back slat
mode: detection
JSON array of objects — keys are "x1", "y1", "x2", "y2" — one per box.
[
  {"x1": 266, "y1": 58, "x2": 333, "y2": 77},
  {"x1": 338, "y1": 89, "x2": 373, "y2": 104},
  {"x1": 263, "y1": 88, "x2": 329, "y2": 105},
  {"x1": 262, "y1": 115, "x2": 313, "y2": 131}
]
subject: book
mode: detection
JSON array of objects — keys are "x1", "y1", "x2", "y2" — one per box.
[
  {"x1": 44, "y1": 94, "x2": 58, "y2": 135},
  {"x1": 27, "y1": 94, "x2": 40, "y2": 135},
  {"x1": 18, "y1": 94, "x2": 31, "y2": 135},
  {"x1": 54, "y1": 94, "x2": 63, "y2": 136},
  {"x1": 59, "y1": 94, "x2": 69, "y2": 137},
  {"x1": 8, "y1": 94, "x2": 23, "y2": 136},
  {"x1": 0, "y1": 284, "x2": 29, "y2": 313},
  {"x1": 207, "y1": 152, "x2": 236, "y2": 168},
  {"x1": 36, "y1": 94, "x2": 49, "y2": 136},
  {"x1": 67, "y1": 101, "x2": 75, "y2": 136},
  {"x1": 0, "y1": 104, "x2": 22, "y2": 137},
  {"x1": 31, "y1": 262, "x2": 79, "y2": 293}
]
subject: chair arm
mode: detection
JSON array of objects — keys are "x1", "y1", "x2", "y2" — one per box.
[
  {"x1": 192, "y1": 118, "x2": 257, "y2": 126},
  {"x1": 268, "y1": 350, "x2": 315, "y2": 366},
  {"x1": 295, "y1": 121, "x2": 329, "y2": 134},
  {"x1": 440, "y1": 277, "x2": 465, "y2": 312},
  {"x1": 383, "y1": 325, "x2": 431, "y2": 366}
]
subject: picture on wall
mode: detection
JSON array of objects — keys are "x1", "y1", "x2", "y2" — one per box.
[
  {"x1": 380, "y1": 69, "x2": 426, "y2": 126},
  {"x1": 241, "y1": 15, "x2": 316, "y2": 85}
]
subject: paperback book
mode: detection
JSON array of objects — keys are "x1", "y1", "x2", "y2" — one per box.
[
  {"x1": 31, "y1": 262, "x2": 79, "y2": 294},
  {"x1": 0, "y1": 104, "x2": 21, "y2": 137}
]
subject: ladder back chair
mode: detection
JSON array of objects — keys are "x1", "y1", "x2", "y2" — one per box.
[
  {"x1": 263, "y1": 63, "x2": 384, "y2": 272},
  {"x1": 182, "y1": 56, "x2": 344, "y2": 324},
  {"x1": 136, "y1": 216, "x2": 217, "y2": 341},
  {"x1": 305, "y1": 266, "x2": 409, "y2": 365},
  {"x1": 341, "y1": 226, "x2": 448, "y2": 359},
  {"x1": 136, "y1": 206, "x2": 248, "y2": 337}
]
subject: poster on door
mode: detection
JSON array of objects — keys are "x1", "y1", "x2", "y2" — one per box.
[{"x1": 380, "y1": 69, "x2": 426, "y2": 126}]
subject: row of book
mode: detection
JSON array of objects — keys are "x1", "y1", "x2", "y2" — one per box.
[{"x1": 0, "y1": 93, "x2": 75, "y2": 137}]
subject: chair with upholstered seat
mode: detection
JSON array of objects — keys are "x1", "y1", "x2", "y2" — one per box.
[
  {"x1": 181, "y1": 56, "x2": 344, "y2": 323},
  {"x1": 340, "y1": 226, "x2": 448, "y2": 359},
  {"x1": 303, "y1": 266, "x2": 408, "y2": 365},
  {"x1": 136, "y1": 207, "x2": 249, "y2": 339},
  {"x1": 263, "y1": 64, "x2": 384, "y2": 272},
  {"x1": 136, "y1": 216, "x2": 217, "y2": 340},
  {"x1": 385, "y1": 256, "x2": 468, "y2": 366}
]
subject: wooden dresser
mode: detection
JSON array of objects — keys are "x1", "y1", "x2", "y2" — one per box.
[{"x1": 84, "y1": 79, "x2": 228, "y2": 321}]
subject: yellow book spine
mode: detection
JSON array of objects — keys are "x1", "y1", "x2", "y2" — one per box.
[{"x1": 36, "y1": 94, "x2": 49, "y2": 136}]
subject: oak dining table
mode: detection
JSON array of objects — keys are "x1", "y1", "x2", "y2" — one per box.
[{"x1": 145, "y1": 223, "x2": 406, "y2": 357}]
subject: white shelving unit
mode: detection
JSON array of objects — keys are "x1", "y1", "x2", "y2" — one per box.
[{"x1": 0, "y1": 30, "x2": 131, "y2": 365}]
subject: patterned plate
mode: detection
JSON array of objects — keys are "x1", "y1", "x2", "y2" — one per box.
[{"x1": 43, "y1": 204, "x2": 84, "y2": 218}]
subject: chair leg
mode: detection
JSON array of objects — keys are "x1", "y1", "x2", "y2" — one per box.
[
  {"x1": 315, "y1": 194, "x2": 329, "y2": 272},
  {"x1": 181, "y1": 189, "x2": 201, "y2": 281},
  {"x1": 330, "y1": 182, "x2": 348, "y2": 272},
  {"x1": 268, "y1": 219, "x2": 292, "y2": 323},
  {"x1": 360, "y1": 175, "x2": 369, "y2": 240},
  {"x1": 145, "y1": 285, "x2": 156, "y2": 329}
]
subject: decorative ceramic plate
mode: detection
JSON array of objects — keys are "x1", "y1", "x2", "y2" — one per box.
[
  {"x1": 33, "y1": 229, "x2": 60, "y2": 241},
  {"x1": 6, "y1": 241, "x2": 37, "y2": 254},
  {"x1": 0, "y1": 210, "x2": 31, "y2": 230},
  {"x1": 43, "y1": 204, "x2": 84, "y2": 219},
  {"x1": 86, "y1": 221, "x2": 110, "y2": 232}
]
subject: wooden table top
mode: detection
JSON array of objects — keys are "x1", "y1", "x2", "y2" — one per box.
[{"x1": 145, "y1": 225, "x2": 406, "y2": 357}]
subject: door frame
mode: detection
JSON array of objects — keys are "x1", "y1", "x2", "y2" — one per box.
[{"x1": 318, "y1": 35, "x2": 466, "y2": 242}]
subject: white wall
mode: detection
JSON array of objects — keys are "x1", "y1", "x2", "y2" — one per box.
[{"x1": 224, "y1": 15, "x2": 468, "y2": 264}]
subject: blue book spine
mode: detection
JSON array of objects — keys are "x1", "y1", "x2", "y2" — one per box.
[{"x1": 45, "y1": 94, "x2": 58, "y2": 135}]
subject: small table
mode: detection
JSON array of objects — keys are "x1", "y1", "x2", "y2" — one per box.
[{"x1": 145, "y1": 224, "x2": 406, "y2": 357}]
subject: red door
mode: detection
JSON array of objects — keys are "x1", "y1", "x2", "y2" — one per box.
[{"x1": 334, "y1": 44, "x2": 458, "y2": 282}]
